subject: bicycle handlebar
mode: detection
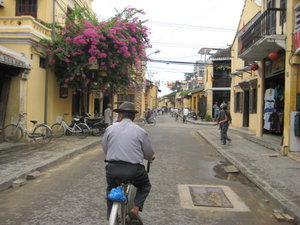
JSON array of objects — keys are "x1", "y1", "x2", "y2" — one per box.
[{"x1": 147, "y1": 161, "x2": 151, "y2": 173}]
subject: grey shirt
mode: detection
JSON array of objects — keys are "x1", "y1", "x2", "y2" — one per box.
[
  {"x1": 102, "y1": 118, "x2": 155, "y2": 164},
  {"x1": 104, "y1": 108, "x2": 112, "y2": 124}
]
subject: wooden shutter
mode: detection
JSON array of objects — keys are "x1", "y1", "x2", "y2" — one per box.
[
  {"x1": 234, "y1": 92, "x2": 238, "y2": 113},
  {"x1": 249, "y1": 90, "x2": 253, "y2": 113},
  {"x1": 16, "y1": 0, "x2": 37, "y2": 18},
  {"x1": 239, "y1": 92, "x2": 244, "y2": 113}
]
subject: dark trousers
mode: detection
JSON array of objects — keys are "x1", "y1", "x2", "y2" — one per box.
[
  {"x1": 105, "y1": 162, "x2": 151, "y2": 219},
  {"x1": 221, "y1": 122, "x2": 231, "y2": 144}
]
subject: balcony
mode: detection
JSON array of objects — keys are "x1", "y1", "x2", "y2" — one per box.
[
  {"x1": 238, "y1": 8, "x2": 286, "y2": 61},
  {"x1": 0, "y1": 16, "x2": 51, "y2": 42}
]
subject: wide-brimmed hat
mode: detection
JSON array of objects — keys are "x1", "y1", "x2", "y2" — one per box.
[{"x1": 114, "y1": 101, "x2": 138, "y2": 114}]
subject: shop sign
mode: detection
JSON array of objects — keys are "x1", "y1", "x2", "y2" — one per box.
[
  {"x1": 294, "y1": 31, "x2": 300, "y2": 54},
  {"x1": 265, "y1": 54, "x2": 285, "y2": 78}
]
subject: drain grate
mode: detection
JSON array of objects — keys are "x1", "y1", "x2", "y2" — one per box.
[{"x1": 189, "y1": 186, "x2": 233, "y2": 208}]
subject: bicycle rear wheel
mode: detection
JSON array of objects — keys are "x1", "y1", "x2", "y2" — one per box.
[
  {"x1": 2, "y1": 124, "x2": 23, "y2": 143},
  {"x1": 51, "y1": 123, "x2": 65, "y2": 138},
  {"x1": 136, "y1": 117, "x2": 145, "y2": 126},
  {"x1": 32, "y1": 124, "x2": 52, "y2": 144},
  {"x1": 109, "y1": 202, "x2": 124, "y2": 225},
  {"x1": 75, "y1": 123, "x2": 89, "y2": 138}
]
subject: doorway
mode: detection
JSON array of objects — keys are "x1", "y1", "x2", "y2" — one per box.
[
  {"x1": 0, "y1": 76, "x2": 11, "y2": 129},
  {"x1": 243, "y1": 90, "x2": 250, "y2": 127}
]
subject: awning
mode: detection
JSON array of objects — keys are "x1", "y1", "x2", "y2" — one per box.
[
  {"x1": 204, "y1": 87, "x2": 231, "y2": 92},
  {"x1": 0, "y1": 45, "x2": 31, "y2": 69},
  {"x1": 229, "y1": 66, "x2": 251, "y2": 77}
]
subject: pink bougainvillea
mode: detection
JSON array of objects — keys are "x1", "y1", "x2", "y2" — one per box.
[{"x1": 38, "y1": 7, "x2": 150, "y2": 91}]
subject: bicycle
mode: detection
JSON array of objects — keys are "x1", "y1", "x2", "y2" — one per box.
[
  {"x1": 2, "y1": 113, "x2": 52, "y2": 144},
  {"x1": 108, "y1": 161, "x2": 151, "y2": 225},
  {"x1": 175, "y1": 113, "x2": 179, "y2": 122},
  {"x1": 136, "y1": 116, "x2": 156, "y2": 126},
  {"x1": 51, "y1": 113, "x2": 90, "y2": 138}
]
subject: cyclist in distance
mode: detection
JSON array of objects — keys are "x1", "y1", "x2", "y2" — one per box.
[
  {"x1": 144, "y1": 106, "x2": 152, "y2": 124},
  {"x1": 102, "y1": 102, "x2": 156, "y2": 224}
]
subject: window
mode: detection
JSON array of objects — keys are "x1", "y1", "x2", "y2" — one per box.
[
  {"x1": 234, "y1": 92, "x2": 243, "y2": 113},
  {"x1": 16, "y1": 0, "x2": 37, "y2": 18},
  {"x1": 249, "y1": 88, "x2": 257, "y2": 113},
  {"x1": 39, "y1": 57, "x2": 46, "y2": 69},
  {"x1": 117, "y1": 94, "x2": 135, "y2": 103}
]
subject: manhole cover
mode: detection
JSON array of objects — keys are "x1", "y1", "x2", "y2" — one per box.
[{"x1": 189, "y1": 186, "x2": 233, "y2": 208}]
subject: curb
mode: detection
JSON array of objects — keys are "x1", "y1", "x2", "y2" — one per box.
[
  {"x1": 0, "y1": 139, "x2": 101, "y2": 192},
  {"x1": 197, "y1": 130, "x2": 300, "y2": 222}
]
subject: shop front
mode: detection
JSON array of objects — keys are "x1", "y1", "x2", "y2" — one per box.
[
  {"x1": 0, "y1": 46, "x2": 31, "y2": 132},
  {"x1": 263, "y1": 52, "x2": 285, "y2": 136}
]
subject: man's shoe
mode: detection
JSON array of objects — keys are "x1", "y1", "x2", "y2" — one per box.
[{"x1": 128, "y1": 211, "x2": 143, "y2": 225}]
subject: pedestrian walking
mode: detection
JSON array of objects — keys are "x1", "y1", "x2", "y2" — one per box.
[
  {"x1": 104, "y1": 104, "x2": 113, "y2": 127},
  {"x1": 183, "y1": 107, "x2": 189, "y2": 123},
  {"x1": 213, "y1": 101, "x2": 218, "y2": 121},
  {"x1": 217, "y1": 103, "x2": 232, "y2": 145}
]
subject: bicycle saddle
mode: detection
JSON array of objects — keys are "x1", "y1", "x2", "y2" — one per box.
[
  {"x1": 30, "y1": 120, "x2": 38, "y2": 124},
  {"x1": 114, "y1": 178, "x2": 133, "y2": 186}
]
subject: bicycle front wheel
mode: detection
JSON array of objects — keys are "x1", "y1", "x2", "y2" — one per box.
[
  {"x1": 2, "y1": 124, "x2": 23, "y2": 143},
  {"x1": 32, "y1": 124, "x2": 52, "y2": 144},
  {"x1": 51, "y1": 123, "x2": 65, "y2": 138}
]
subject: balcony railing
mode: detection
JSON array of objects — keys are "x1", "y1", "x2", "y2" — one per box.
[
  {"x1": 0, "y1": 16, "x2": 51, "y2": 40},
  {"x1": 239, "y1": 8, "x2": 286, "y2": 56}
]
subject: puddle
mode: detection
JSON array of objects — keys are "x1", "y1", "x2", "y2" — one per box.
[{"x1": 213, "y1": 162, "x2": 255, "y2": 187}]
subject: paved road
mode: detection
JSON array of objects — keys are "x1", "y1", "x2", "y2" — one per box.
[{"x1": 0, "y1": 115, "x2": 289, "y2": 225}]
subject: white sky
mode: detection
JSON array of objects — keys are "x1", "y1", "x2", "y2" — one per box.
[{"x1": 92, "y1": 0, "x2": 245, "y2": 96}]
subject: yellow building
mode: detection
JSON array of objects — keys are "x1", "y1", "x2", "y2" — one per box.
[
  {"x1": 0, "y1": 0, "x2": 97, "y2": 133},
  {"x1": 230, "y1": 0, "x2": 300, "y2": 153},
  {"x1": 145, "y1": 81, "x2": 158, "y2": 110}
]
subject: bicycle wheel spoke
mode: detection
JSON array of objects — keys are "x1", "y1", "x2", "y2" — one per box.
[
  {"x1": 2, "y1": 124, "x2": 23, "y2": 143},
  {"x1": 51, "y1": 123, "x2": 64, "y2": 138},
  {"x1": 32, "y1": 125, "x2": 52, "y2": 144}
]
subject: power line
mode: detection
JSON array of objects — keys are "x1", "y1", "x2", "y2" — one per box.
[
  {"x1": 148, "y1": 21, "x2": 236, "y2": 32},
  {"x1": 149, "y1": 59, "x2": 207, "y2": 66},
  {"x1": 151, "y1": 42, "x2": 225, "y2": 49}
]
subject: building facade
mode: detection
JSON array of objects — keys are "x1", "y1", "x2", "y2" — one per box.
[
  {"x1": 0, "y1": 0, "x2": 101, "y2": 134},
  {"x1": 230, "y1": 0, "x2": 300, "y2": 152}
]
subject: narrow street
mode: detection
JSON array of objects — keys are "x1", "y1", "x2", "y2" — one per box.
[{"x1": 0, "y1": 115, "x2": 289, "y2": 225}]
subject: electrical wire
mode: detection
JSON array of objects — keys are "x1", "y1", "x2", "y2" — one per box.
[{"x1": 147, "y1": 21, "x2": 236, "y2": 32}]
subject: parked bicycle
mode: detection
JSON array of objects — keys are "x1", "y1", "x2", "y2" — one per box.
[
  {"x1": 2, "y1": 113, "x2": 52, "y2": 144},
  {"x1": 51, "y1": 113, "x2": 89, "y2": 138},
  {"x1": 108, "y1": 161, "x2": 151, "y2": 225}
]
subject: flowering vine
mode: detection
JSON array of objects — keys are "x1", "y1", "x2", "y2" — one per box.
[{"x1": 38, "y1": 7, "x2": 150, "y2": 91}]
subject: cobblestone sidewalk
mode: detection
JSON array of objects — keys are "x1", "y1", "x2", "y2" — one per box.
[
  {"x1": 197, "y1": 127, "x2": 300, "y2": 222},
  {"x1": 0, "y1": 136, "x2": 101, "y2": 191}
]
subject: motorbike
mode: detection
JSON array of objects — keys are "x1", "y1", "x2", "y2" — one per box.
[{"x1": 80, "y1": 113, "x2": 106, "y2": 136}]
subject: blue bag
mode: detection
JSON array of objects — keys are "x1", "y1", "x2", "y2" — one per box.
[{"x1": 108, "y1": 186, "x2": 126, "y2": 201}]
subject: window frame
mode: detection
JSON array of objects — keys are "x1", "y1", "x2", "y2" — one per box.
[{"x1": 16, "y1": 0, "x2": 38, "y2": 18}]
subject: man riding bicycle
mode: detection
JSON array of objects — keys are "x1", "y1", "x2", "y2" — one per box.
[
  {"x1": 102, "y1": 102, "x2": 156, "y2": 225},
  {"x1": 144, "y1": 107, "x2": 152, "y2": 124}
]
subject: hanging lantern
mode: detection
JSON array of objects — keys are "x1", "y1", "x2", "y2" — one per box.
[
  {"x1": 88, "y1": 59, "x2": 99, "y2": 70},
  {"x1": 250, "y1": 64, "x2": 259, "y2": 71},
  {"x1": 99, "y1": 70, "x2": 108, "y2": 77},
  {"x1": 268, "y1": 52, "x2": 279, "y2": 61}
]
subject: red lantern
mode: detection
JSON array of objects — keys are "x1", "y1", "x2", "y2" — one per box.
[
  {"x1": 250, "y1": 64, "x2": 259, "y2": 71},
  {"x1": 268, "y1": 52, "x2": 279, "y2": 61}
]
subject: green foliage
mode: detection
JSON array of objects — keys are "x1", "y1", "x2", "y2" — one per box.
[
  {"x1": 203, "y1": 114, "x2": 212, "y2": 121},
  {"x1": 36, "y1": 7, "x2": 150, "y2": 91}
]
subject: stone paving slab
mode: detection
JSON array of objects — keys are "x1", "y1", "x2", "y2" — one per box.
[
  {"x1": 0, "y1": 136, "x2": 101, "y2": 192},
  {"x1": 197, "y1": 127, "x2": 300, "y2": 222}
]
